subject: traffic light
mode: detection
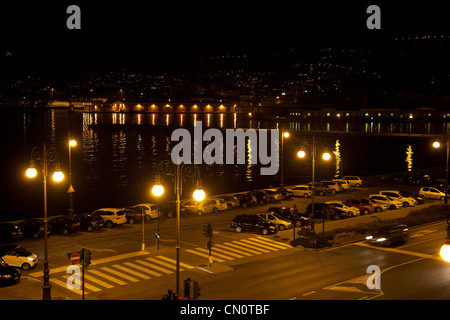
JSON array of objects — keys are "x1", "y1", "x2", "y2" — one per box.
[
  {"x1": 203, "y1": 223, "x2": 212, "y2": 238},
  {"x1": 192, "y1": 280, "x2": 201, "y2": 299},
  {"x1": 184, "y1": 278, "x2": 191, "y2": 299},
  {"x1": 83, "y1": 249, "x2": 91, "y2": 268}
]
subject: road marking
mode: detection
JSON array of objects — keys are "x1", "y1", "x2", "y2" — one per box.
[
  {"x1": 215, "y1": 243, "x2": 254, "y2": 256},
  {"x1": 135, "y1": 260, "x2": 173, "y2": 274},
  {"x1": 62, "y1": 274, "x2": 102, "y2": 292},
  {"x1": 112, "y1": 264, "x2": 150, "y2": 280},
  {"x1": 229, "y1": 241, "x2": 264, "y2": 254},
  {"x1": 209, "y1": 246, "x2": 245, "y2": 258},
  {"x1": 89, "y1": 269, "x2": 127, "y2": 285},
  {"x1": 156, "y1": 256, "x2": 194, "y2": 269},
  {"x1": 302, "y1": 291, "x2": 316, "y2": 296},
  {"x1": 51, "y1": 278, "x2": 84, "y2": 295},
  {"x1": 256, "y1": 237, "x2": 293, "y2": 248},
  {"x1": 195, "y1": 247, "x2": 235, "y2": 260},
  {"x1": 186, "y1": 249, "x2": 225, "y2": 262},
  {"x1": 239, "y1": 239, "x2": 274, "y2": 252},
  {"x1": 124, "y1": 262, "x2": 161, "y2": 277},
  {"x1": 100, "y1": 266, "x2": 140, "y2": 282},
  {"x1": 84, "y1": 274, "x2": 114, "y2": 289},
  {"x1": 146, "y1": 257, "x2": 183, "y2": 270},
  {"x1": 410, "y1": 229, "x2": 437, "y2": 238}
]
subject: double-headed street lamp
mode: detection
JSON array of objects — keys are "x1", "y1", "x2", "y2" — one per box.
[
  {"x1": 297, "y1": 135, "x2": 331, "y2": 242},
  {"x1": 151, "y1": 160, "x2": 205, "y2": 295},
  {"x1": 26, "y1": 144, "x2": 64, "y2": 300}
]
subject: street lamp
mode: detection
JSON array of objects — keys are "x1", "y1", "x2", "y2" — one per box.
[
  {"x1": 26, "y1": 144, "x2": 64, "y2": 300},
  {"x1": 297, "y1": 135, "x2": 331, "y2": 242},
  {"x1": 152, "y1": 160, "x2": 205, "y2": 295},
  {"x1": 280, "y1": 131, "x2": 290, "y2": 187}
]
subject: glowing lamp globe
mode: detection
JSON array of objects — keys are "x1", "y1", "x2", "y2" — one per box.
[
  {"x1": 193, "y1": 189, "x2": 206, "y2": 202},
  {"x1": 26, "y1": 167, "x2": 37, "y2": 178},
  {"x1": 322, "y1": 152, "x2": 331, "y2": 161},
  {"x1": 53, "y1": 170, "x2": 64, "y2": 182},
  {"x1": 440, "y1": 244, "x2": 450, "y2": 262},
  {"x1": 152, "y1": 184, "x2": 164, "y2": 197}
]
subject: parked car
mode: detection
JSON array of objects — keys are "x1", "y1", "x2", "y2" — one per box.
[
  {"x1": 257, "y1": 212, "x2": 292, "y2": 230},
  {"x1": 48, "y1": 216, "x2": 81, "y2": 235},
  {"x1": 418, "y1": 187, "x2": 446, "y2": 200},
  {"x1": 399, "y1": 190, "x2": 425, "y2": 204},
  {"x1": 305, "y1": 203, "x2": 345, "y2": 220},
  {"x1": 206, "y1": 198, "x2": 228, "y2": 212},
  {"x1": 230, "y1": 214, "x2": 277, "y2": 235},
  {"x1": 368, "y1": 194, "x2": 402, "y2": 210},
  {"x1": 246, "y1": 190, "x2": 268, "y2": 205},
  {"x1": 220, "y1": 195, "x2": 240, "y2": 209},
  {"x1": 345, "y1": 198, "x2": 375, "y2": 215},
  {"x1": 290, "y1": 185, "x2": 312, "y2": 198},
  {"x1": 0, "y1": 245, "x2": 38, "y2": 271},
  {"x1": 267, "y1": 206, "x2": 309, "y2": 227},
  {"x1": 332, "y1": 179, "x2": 350, "y2": 190},
  {"x1": 182, "y1": 199, "x2": 226, "y2": 215},
  {"x1": 308, "y1": 182, "x2": 329, "y2": 196},
  {"x1": 92, "y1": 208, "x2": 127, "y2": 228},
  {"x1": 18, "y1": 219, "x2": 47, "y2": 239},
  {"x1": 233, "y1": 193, "x2": 256, "y2": 208},
  {"x1": 263, "y1": 189, "x2": 283, "y2": 203},
  {"x1": 0, "y1": 258, "x2": 21, "y2": 287},
  {"x1": 379, "y1": 190, "x2": 417, "y2": 207},
  {"x1": 276, "y1": 187, "x2": 294, "y2": 200},
  {"x1": 74, "y1": 213, "x2": 104, "y2": 231},
  {"x1": 155, "y1": 201, "x2": 186, "y2": 218},
  {"x1": 365, "y1": 224, "x2": 409, "y2": 247},
  {"x1": 0, "y1": 223, "x2": 25, "y2": 243},
  {"x1": 132, "y1": 203, "x2": 161, "y2": 220},
  {"x1": 342, "y1": 176, "x2": 363, "y2": 188},
  {"x1": 321, "y1": 181, "x2": 343, "y2": 194},
  {"x1": 325, "y1": 201, "x2": 361, "y2": 217}
]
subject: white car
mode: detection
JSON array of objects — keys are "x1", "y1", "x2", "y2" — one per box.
[
  {"x1": 418, "y1": 187, "x2": 446, "y2": 200},
  {"x1": 325, "y1": 201, "x2": 360, "y2": 217},
  {"x1": 379, "y1": 191, "x2": 417, "y2": 207},
  {"x1": 321, "y1": 181, "x2": 343, "y2": 194},
  {"x1": 257, "y1": 213, "x2": 292, "y2": 230},
  {"x1": 0, "y1": 245, "x2": 38, "y2": 271},
  {"x1": 290, "y1": 185, "x2": 312, "y2": 198},
  {"x1": 332, "y1": 179, "x2": 350, "y2": 190},
  {"x1": 93, "y1": 208, "x2": 128, "y2": 228},
  {"x1": 206, "y1": 198, "x2": 228, "y2": 212},
  {"x1": 133, "y1": 203, "x2": 161, "y2": 220},
  {"x1": 342, "y1": 176, "x2": 363, "y2": 188},
  {"x1": 369, "y1": 194, "x2": 402, "y2": 210}
]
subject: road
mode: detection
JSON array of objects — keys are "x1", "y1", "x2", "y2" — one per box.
[{"x1": 1, "y1": 180, "x2": 449, "y2": 300}]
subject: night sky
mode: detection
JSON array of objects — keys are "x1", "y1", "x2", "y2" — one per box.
[{"x1": 0, "y1": 1, "x2": 448, "y2": 76}]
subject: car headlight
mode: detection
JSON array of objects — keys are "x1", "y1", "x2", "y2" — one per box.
[
  {"x1": 376, "y1": 238, "x2": 387, "y2": 242},
  {"x1": 28, "y1": 257, "x2": 34, "y2": 261},
  {"x1": 366, "y1": 235, "x2": 373, "y2": 240}
]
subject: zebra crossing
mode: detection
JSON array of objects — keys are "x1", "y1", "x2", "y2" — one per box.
[
  {"x1": 185, "y1": 236, "x2": 292, "y2": 263},
  {"x1": 50, "y1": 255, "x2": 194, "y2": 296}
]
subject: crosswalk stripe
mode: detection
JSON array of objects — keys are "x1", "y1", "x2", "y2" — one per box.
[
  {"x1": 113, "y1": 264, "x2": 150, "y2": 280},
  {"x1": 194, "y1": 247, "x2": 235, "y2": 260},
  {"x1": 146, "y1": 257, "x2": 182, "y2": 271},
  {"x1": 239, "y1": 239, "x2": 274, "y2": 252},
  {"x1": 135, "y1": 260, "x2": 173, "y2": 274},
  {"x1": 101, "y1": 266, "x2": 140, "y2": 282},
  {"x1": 251, "y1": 237, "x2": 290, "y2": 249},
  {"x1": 156, "y1": 256, "x2": 194, "y2": 269},
  {"x1": 90, "y1": 269, "x2": 127, "y2": 285},
  {"x1": 124, "y1": 262, "x2": 162, "y2": 277},
  {"x1": 186, "y1": 249, "x2": 225, "y2": 262},
  {"x1": 256, "y1": 236, "x2": 293, "y2": 248},
  {"x1": 84, "y1": 274, "x2": 114, "y2": 289},
  {"x1": 51, "y1": 278, "x2": 84, "y2": 295},
  {"x1": 226, "y1": 242, "x2": 264, "y2": 255},
  {"x1": 215, "y1": 243, "x2": 253, "y2": 256},
  {"x1": 208, "y1": 246, "x2": 245, "y2": 258},
  {"x1": 241, "y1": 238, "x2": 280, "y2": 251},
  {"x1": 62, "y1": 274, "x2": 102, "y2": 292}
]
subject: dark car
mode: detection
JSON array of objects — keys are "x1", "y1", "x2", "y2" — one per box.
[
  {"x1": 366, "y1": 224, "x2": 409, "y2": 247},
  {"x1": 399, "y1": 190, "x2": 425, "y2": 205},
  {"x1": 122, "y1": 207, "x2": 149, "y2": 224},
  {"x1": 233, "y1": 193, "x2": 256, "y2": 208},
  {"x1": 246, "y1": 191, "x2": 268, "y2": 205},
  {"x1": 48, "y1": 217, "x2": 81, "y2": 235},
  {"x1": 231, "y1": 214, "x2": 277, "y2": 235},
  {"x1": 18, "y1": 219, "x2": 48, "y2": 239},
  {"x1": 220, "y1": 195, "x2": 240, "y2": 209},
  {"x1": 74, "y1": 213, "x2": 104, "y2": 231},
  {"x1": 0, "y1": 258, "x2": 21, "y2": 287},
  {"x1": 267, "y1": 206, "x2": 309, "y2": 227},
  {"x1": 305, "y1": 203, "x2": 345, "y2": 220},
  {"x1": 0, "y1": 223, "x2": 25, "y2": 243},
  {"x1": 277, "y1": 187, "x2": 294, "y2": 200},
  {"x1": 156, "y1": 201, "x2": 186, "y2": 219}
]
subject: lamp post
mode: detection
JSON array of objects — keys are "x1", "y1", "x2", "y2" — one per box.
[
  {"x1": 297, "y1": 135, "x2": 331, "y2": 242},
  {"x1": 68, "y1": 138, "x2": 76, "y2": 218},
  {"x1": 26, "y1": 144, "x2": 64, "y2": 300},
  {"x1": 280, "y1": 131, "x2": 289, "y2": 187},
  {"x1": 152, "y1": 160, "x2": 205, "y2": 295}
]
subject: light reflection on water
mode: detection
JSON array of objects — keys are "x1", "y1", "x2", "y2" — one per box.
[{"x1": 4, "y1": 108, "x2": 450, "y2": 220}]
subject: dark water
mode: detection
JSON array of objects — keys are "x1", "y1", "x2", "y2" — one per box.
[{"x1": 1, "y1": 107, "x2": 448, "y2": 222}]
